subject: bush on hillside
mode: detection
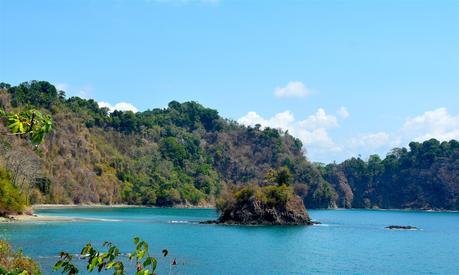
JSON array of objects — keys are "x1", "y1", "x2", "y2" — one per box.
[{"x1": 0, "y1": 168, "x2": 26, "y2": 216}]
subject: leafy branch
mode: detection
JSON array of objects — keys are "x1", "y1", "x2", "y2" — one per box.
[
  {"x1": 0, "y1": 108, "x2": 52, "y2": 145},
  {"x1": 53, "y1": 237, "x2": 170, "y2": 275}
]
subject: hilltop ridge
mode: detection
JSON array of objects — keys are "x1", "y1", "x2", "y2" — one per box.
[{"x1": 0, "y1": 80, "x2": 458, "y2": 212}]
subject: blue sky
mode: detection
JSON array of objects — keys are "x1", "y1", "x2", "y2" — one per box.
[{"x1": 1, "y1": 0, "x2": 458, "y2": 162}]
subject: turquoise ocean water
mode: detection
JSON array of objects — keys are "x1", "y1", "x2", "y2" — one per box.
[{"x1": 1, "y1": 208, "x2": 458, "y2": 274}]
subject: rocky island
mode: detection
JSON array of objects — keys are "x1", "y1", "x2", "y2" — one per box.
[{"x1": 206, "y1": 172, "x2": 313, "y2": 225}]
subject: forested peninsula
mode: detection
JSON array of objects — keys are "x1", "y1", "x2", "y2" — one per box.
[{"x1": 1, "y1": 81, "x2": 458, "y2": 216}]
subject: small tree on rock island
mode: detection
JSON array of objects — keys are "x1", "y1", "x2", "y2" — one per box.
[
  {"x1": 264, "y1": 166, "x2": 292, "y2": 186},
  {"x1": 276, "y1": 166, "x2": 292, "y2": 186}
]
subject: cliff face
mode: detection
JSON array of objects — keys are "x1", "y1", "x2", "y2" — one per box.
[
  {"x1": 324, "y1": 167, "x2": 353, "y2": 208},
  {"x1": 321, "y1": 140, "x2": 459, "y2": 210},
  {"x1": 216, "y1": 185, "x2": 312, "y2": 225}
]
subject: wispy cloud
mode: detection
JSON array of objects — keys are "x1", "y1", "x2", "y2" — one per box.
[
  {"x1": 348, "y1": 107, "x2": 458, "y2": 159},
  {"x1": 401, "y1": 107, "x2": 459, "y2": 142},
  {"x1": 337, "y1": 106, "x2": 350, "y2": 119},
  {"x1": 274, "y1": 81, "x2": 312, "y2": 98},
  {"x1": 239, "y1": 107, "x2": 458, "y2": 162},
  {"x1": 351, "y1": 132, "x2": 393, "y2": 149}
]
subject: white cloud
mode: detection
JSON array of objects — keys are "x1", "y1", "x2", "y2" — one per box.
[
  {"x1": 237, "y1": 108, "x2": 340, "y2": 158},
  {"x1": 238, "y1": 107, "x2": 459, "y2": 163},
  {"x1": 299, "y1": 108, "x2": 338, "y2": 130},
  {"x1": 296, "y1": 128, "x2": 337, "y2": 149},
  {"x1": 401, "y1": 107, "x2": 459, "y2": 142},
  {"x1": 274, "y1": 81, "x2": 311, "y2": 98},
  {"x1": 351, "y1": 132, "x2": 392, "y2": 149},
  {"x1": 337, "y1": 106, "x2": 350, "y2": 119},
  {"x1": 348, "y1": 107, "x2": 458, "y2": 159},
  {"x1": 98, "y1": 102, "x2": 139, "y2": 113},
  {"x1": 237, "y1": 111, "x2": 265, "y2": 126}
]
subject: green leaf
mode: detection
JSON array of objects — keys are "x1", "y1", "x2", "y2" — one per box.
[
  {"x1": 81, "y1": 243, "x2": 92, "y2": 255},
  {"x1": 7, "y1": 115, "x2": 24, "y2": 133},
  {"x1": 89, "y1": 257, "x2": 98, "y2": 271},
  {"x1": 137, "y1": 250, "x2": 145, "y2": 260},
  {"x1": 134, "y1": 237, "x2": 140, "y2": 245},
  {"x1": 143, "y1": 257, "x2": 151, "y2": 267},
  {"x1": 151, "y1": 258, "x2": 157, "y2": 271},
  {"x1": 53, "y1": 260, "x2": 64, "y2": 271}
]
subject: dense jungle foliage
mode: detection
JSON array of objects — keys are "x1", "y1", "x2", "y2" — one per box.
[
  {"x1": 0, "y1": 80, "x2": 457, "y2": 211},
  {"x1": 0, "y1": 81, "x2": 334, "y2": 210},
  {"x1": 320, "y1": 139, "x2": 459, "y2": 210}
]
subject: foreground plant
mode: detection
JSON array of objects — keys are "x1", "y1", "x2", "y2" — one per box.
[
  {"x1": 0, "y1": 239, "x2": 41, "y2": 275},
  {"x1": 53, "y1": 237, "x2": 169, "y2": 275},
  {"x1": 0, "y1": 108, "x2": 52, "y2": 145}
]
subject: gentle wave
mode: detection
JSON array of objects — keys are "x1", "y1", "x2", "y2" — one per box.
[
  {"x1": 313, "y1": 223, "x2": 333, "y2": 227},
  {"x1": 88, "y1": 218, "x2": 122, "y2": 222},
  {"x1": 169, "y1": 220, "x2": 191, "y2": 224}
]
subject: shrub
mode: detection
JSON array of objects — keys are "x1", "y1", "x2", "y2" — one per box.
[
  {"x1": 0, "y1": 240, "x2": 41, "y2": 274},
  {"x1": 220, "y1": 184, "x2": 294, "y2": 212},
  {"x1": 180, "y1": 184, "x2": 205, "y2": 205},
  {"x1": 0, "y1": 168, "x2": 26, "y2": 216}
]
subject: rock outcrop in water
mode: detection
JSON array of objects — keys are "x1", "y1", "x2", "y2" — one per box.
[
  {"x1": 209, "y1": 184, "x2": 312, "y2": 225},
  {"x1": 385, "y1": 225, "x2": 418, "y2": 230}
]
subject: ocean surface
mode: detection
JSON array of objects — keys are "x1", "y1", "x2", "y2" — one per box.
[{"x1": 1, "y1": 208, "x2": 458, "y2": 274}]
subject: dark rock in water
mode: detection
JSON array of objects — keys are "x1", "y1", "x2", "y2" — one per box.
[
  {"x1": 208, "y1": 185, "x2": 313, "y2": 225},
  {"x1": 199, "y1": 220, "x2": 218, "y2": 224},
  {"x1": 385, "y1": 225, "x2": 418, "y2": 230}
]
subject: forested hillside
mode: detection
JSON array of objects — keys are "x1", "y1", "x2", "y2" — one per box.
[
  {"x1": 0, "y1": 81, "x2": 457, "y2": 211},
  {"x1": 0, "y1": 81, "x2": 334, "y2": 208},
  {"x1": 321, "y1": 139, "x2": 459, "y2": 210}
]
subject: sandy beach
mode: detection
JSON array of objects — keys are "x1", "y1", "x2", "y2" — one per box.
[
  {"x1": 32, "y1": 203, "x2": 216, "y2": 209},
  {"x1": 32, "y1": 204, "x2": 141, "y2": 209},
  {"x1": 0, "y1": 203, "x2": 216, "y2": 223},
  {"x1": 0, "y1": 214, "x2": 83, "y2": 223}
]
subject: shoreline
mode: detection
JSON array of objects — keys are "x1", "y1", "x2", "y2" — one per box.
[
  {"x1": 31, "y1": 204, "x2": 458, "y2": 213},
  {"x1": 326, "y1": 207, "x2": 459, "y2": 213},
  {"x1": 0, "y1": 214, "x2": 96, "y2": 223},
  {"x1": 32, "y1": 203, "x2": 216, "y2": 210},
  {"x1": 32, "y1": 204, "x2": 144, "y2": 209},
  {"x1": 1, "y1": 206, "x2": 457, "y2": 224}
]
